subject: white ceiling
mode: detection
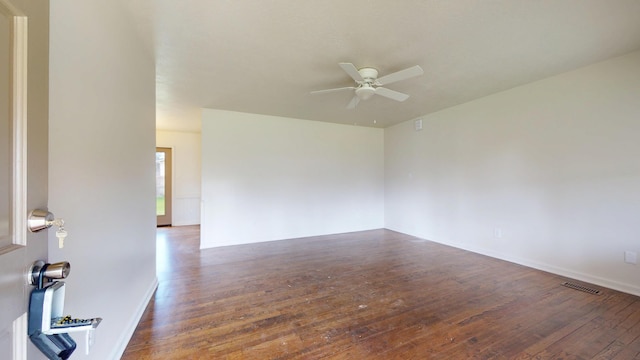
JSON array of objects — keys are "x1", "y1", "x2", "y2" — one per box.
[{"x1": 121, "y1": 1, "x2": 640, "y2": 131}]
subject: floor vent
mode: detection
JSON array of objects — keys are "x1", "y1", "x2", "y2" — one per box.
[{"x1": 562, "y1": 282, "x2": 601, "y2": 295}]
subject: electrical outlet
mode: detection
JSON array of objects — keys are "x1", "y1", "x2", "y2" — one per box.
[
  {"x1": 414, "y1": 119, "x2": 423, "y2": 131},
  {"x1": 624, "y1": 251, "x2": 637, "y2": 265},
  {"x1": 494, "y1": 227, "x2": 503, "y2": 238}
]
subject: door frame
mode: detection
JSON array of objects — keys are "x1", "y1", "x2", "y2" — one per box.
[
  {"x1": 156, "y1": 147, "x2": 172, "y2": 226},
  {"x1": 0, "y1": 1, "x2": 45, "y2": 358},
  {"x1": 0, "y1": 0, "x2": 27, "y2": 254}
]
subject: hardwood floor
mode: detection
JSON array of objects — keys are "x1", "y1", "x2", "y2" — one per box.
[{"x1": 122, "y1": 226, "x2": 640, "y2": 359}]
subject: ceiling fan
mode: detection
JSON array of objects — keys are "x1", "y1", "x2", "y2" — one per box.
[{"x1": 311, "y1": 63, "x2": 424, "y2": 109}]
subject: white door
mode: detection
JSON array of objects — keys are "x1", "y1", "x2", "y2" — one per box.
[{"x1": 0, "y1": 0, "x2": 50, "y2": 358}]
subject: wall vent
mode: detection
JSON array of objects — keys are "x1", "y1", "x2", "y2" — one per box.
[{"x1": 562, "y1": 282, "x2": 601, "y2": 295}]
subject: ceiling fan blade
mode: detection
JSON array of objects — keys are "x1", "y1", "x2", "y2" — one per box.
[
  {"x1": 346, "y1": 95, "x2": 360, "y2": 109},
  {"x1": 375, "y1": 87, "x2": 410, "y2": 102},
  {"x1": 339, "y1": 63, "x2": 364, "y2": 82},
  {"x1": 310, "y1": 86, "x2": 355, "y2": 95},
  {"x1": 376, "y1": 65, "x2": 424, "y2": 86}
]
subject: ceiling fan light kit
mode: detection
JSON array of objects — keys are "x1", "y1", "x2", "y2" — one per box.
[
  {"x1": 311, "y1": 62, "x2": 423, "y2": 109},
  {"x1": 355, "y1": 84, "x2": 376, "y2": 100}
]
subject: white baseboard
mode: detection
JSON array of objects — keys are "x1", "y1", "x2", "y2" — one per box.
[
  {"x1": 448, "y1": 241, "x2": 640, "y2": 298},
  {"x1": 388, "y1": 228, "x2": 640, "y2": 298},
  {"x1": 467, "y1": 245, "x2": 640, "y2": 297},
  {"x1": 109, "y1": 277, "x2": 159, "y2": 360}
]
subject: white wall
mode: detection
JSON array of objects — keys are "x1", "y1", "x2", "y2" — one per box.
[
  {"x1": 49, "y1": 1, "x2": 157, "y2": 359},
  {"x1": 156, "y1": 130, "x2": 202, "y2": 226},
  {"x1": 385, "y1": 50, "x2": 640, "y2": 296},
  {"x1": 201, "y1": 109, "x2": 384, "y2": 248}
]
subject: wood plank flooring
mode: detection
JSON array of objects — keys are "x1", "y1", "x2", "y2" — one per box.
[{"x1": 121, "y1": 226, "x2": 640, "y2": 359}]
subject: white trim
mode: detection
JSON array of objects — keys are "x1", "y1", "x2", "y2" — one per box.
[
  {"x1": 12, "y1": 14, "x2": 27, "y2": 247},
  {"x1": 405, "y1": 232, "x2": 640, "y2": 298},
  {"x1": 0, "y1": 0, "x2": 27, "y2": 253},
  {"x1": 12, "y1": 312, "x2": 27, "y2": 360},
  {"x1": 108, "y1": 277, "x2": 159, "y2": 360},
  {"x1": 387, "y1": 224, "x2": 640, "y2": 297},
  {"x1": 459, "y1": 243, "x2": 640, "y2": 297}
]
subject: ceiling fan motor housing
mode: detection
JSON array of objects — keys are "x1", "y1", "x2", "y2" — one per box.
[{"x1": 358, "y1": 67, "x2": 379, "y2": 81}]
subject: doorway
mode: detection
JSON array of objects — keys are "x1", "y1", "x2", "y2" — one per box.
[{"x1": 156, "y1": 147, "x2": 172, "y2": 226}]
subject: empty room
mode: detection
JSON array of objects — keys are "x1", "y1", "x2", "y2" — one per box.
[
  {"x1": 121, "y1": 1, "x2": 640, "y2": 358},
  {"x1": 11, "y1": 0, "x2": 639, "y2": 359}
]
